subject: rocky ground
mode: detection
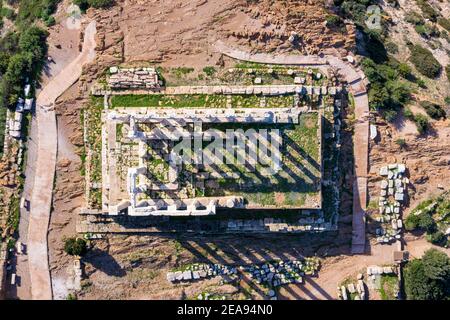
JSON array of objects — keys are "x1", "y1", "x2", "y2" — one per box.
[{"x1": 81, "y1": 0, "x2": 354, "y2": 86}]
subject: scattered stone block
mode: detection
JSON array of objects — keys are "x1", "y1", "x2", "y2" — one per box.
[
  {"x1": 347, "y1": 283, "x2": 356, "y2": 294},
  {"x1": 394, "y1": 193, "x2": 404, "y2": 201}
]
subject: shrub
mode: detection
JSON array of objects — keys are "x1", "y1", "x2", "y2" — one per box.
[
  {"x1": 1, "y1": 7, "x2": 16, "y2": 20},
  {"x1": 64, "y1": 237, "x2": 87, "y2": 256},
  {"x1": 397, "y1": 63, "x2": 412, "y2": 78},
  {"x1": 445, "y1": 96, "x2": 450, "y2": 105},
  {"x1": 446, "y1": 65, "x2": 450, "y2": 80},
  {"x1": 416, "y1": 78, "x2": 427, "y2": 88},
  {"x1": 422, "y1": 248, "x2": 450, "y2": 281},
  {"x1": 418, "y1": 212, "x2": 436, "y2": 232},
  {"x1": 410, "y1": 45, "x2": 442, "y2": 78},
  {"x1": 45, "y1": 16, "x2": 55, "y2": 27},
  {"x1": 73, "y1": 0, "x2": 89, "y2": 11},
  {"x1": 415, "y1": 24, "x2": 439, "y2": 38},
  {"x1": 404, "y1": 249, "x2": 449, "y2": 300},
  {"x1": 405, "y1": 11, "x2": 425, "y2": 26},
  {"x1": 385, "y1": 41, "x2": 398, "y2": 54},
  {"x1": 405, "y1": 213, "x2": 420, "y2": 231},
  {"x1": 339, "y1": 0, "x2": 376, "y2": 25},
  {"x1": 364, "y1": 30, "x2": 388, "y2": 64},
  {"x1": 426, "y1": 231, "x2": 447, "y2": 247},
  {"x1": 383, "y1": 109, "x2": 397, "y2": 122},
  {"x1": 326, "y1": 15, "x2": 344, "y2": 29},
  {"x1": 419, "y1": 101, "x2": 446, "y2": 119},
  {"x1": 202, "y1": 66, "x2": 216, "y2": 77},
  {"x1": 403, "y1": 107, "x2": 414, "y2": 120},
  {"x1": 438, "y1": 18, "x2": 450, "y2": 32},
  {"x1": 395, "y1": 138, "x2": 406, "y2": 149},
  {"x1": 415, "y1": 0, "x2": 438, "y2": 22},
  {"x1": 16, "y1": 0, "x2": 61, "y2": 26},
  {"x1": 19, "y1": 26, "x2": 48, "y2": 65},
  {"x1": 413, "y1": 114, "x2": 429, "y2": 134}
]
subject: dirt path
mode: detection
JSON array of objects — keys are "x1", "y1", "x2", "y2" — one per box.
[{"x1": 26, "y1": 21, "x2": 96, "y2": 300}]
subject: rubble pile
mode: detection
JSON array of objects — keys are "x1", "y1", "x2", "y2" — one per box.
[
  {"x1": 108, "y1": 67, "x2": 160, "y2": 90},
  {"x1": 166, "y1": 258, "x2": 321, "y2": 289},
  {"x1": 376, "y1": 163, "x2": 408, "y2": 244},
  {"x1": 242, "y1": 258, "x2": 320, "y2": 287},
  {"x1": 338, "y1": 273, "x2": 367, "y2": 300},
  {"x1": 166, "y1": 263, "x2": 237, "y2": 283}
]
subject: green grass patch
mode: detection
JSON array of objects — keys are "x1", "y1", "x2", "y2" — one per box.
[
  {"x1": 111, "y1": 94, "x2": 228, "y2": 108},
  {"x1": 379, "y1": 274, "x2": 398, "y2": 300}
]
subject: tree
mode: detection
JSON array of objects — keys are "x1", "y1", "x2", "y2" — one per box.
[
  {"x1": 420, "y1": 101, "x2": 446, "y2": 119},
  {"x1": 64, "y1": 237, "x2": 87, "y2": 256},
  {"x1": 426, "y1": 231, "x2": 448, "y2": 247},
  {"x1": 418, "y1": 212, "x2": 436, "y2": 232},
  {"x1": 395, "y1": 138, "x2": 406, "y2": 149},
  {"x1": 405, "y1": 213, "x2": 420, "y2": 231},
  {"x1": 18, "y1": 26, "x2": 48, "y2": 65},
  {"x1": 404, "y1": 259, "x2": 445, "y2": 300}
]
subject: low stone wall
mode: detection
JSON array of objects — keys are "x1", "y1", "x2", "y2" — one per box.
[
  {"x1": 92, "y1": 84, "x2": 341, "y2": 97},
  {"x1": 0, "y1": 246, "x2": 8, "y2": 299}
]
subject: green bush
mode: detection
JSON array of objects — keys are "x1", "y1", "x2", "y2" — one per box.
[
  {"x1": 404, "y1": 249, "x2": 450, "y2": 300},
  {"x1": 446, "y1": 65, "x2": 450, "y2": 81},
  {"x1": 405, "y1": 11, "x2": 425, "y2": 26},
  {"x1": 422, "y1": 249, "x2": 450, "y2": 281},
  {"x1": 410, "y1": 44, "x2": 442, "y2": 78},
  {"x1": 338, "y1": 0, "x2": 377, "y2": 25},
  {"x1": 415, "y1": 24, "x2": 440, "y2": 38},
  {"x1": 397, "y1": 63, "x2": 412, "y2": 78},
  {"x1": 405, "y1": 213, "x2": 420, "y2": 231},
  {"x1": 326, "y1": 15, "x2": 344, "y2": 29},
  {"x1": 1, "y1": 7, "x2": 16, "y2": 20},
  {"x1": 16, "y1": 0, "x2": 61, "y2": 26},
  {"x1": 88, "y1": 0, "x2": 114, "y2": 8},
  {"x1": 419, "y1": 101, "x2": 446, "y2": 119},
  {"x1": 73, "y1": 0, "x2": 89, "y2": 11},
  {"x1": 438, "y1": 18, "x2": 450, "y2": 32},
  {"x1": 362, "y1": 58, "x2": 411, "y2": 117},
  {"x1": 426, "y1": 231, "x2": 447, "y2": 246},
  {"x1": 45, "y1": 16, "x2": 55, "y2": 27},
  {"x1": 415, "y1": 0, "x2": 439, "y2": 22},
  {"x1": 385, "y1": 41, "x2": 398, "y2": 54},
  {"x1": 403, "y1": 107, "x2": 414, "y2": 120},
  {"x1": 445, "y1": 96, "x2": 450, "y2": 105},
  {"x1": 413, "y1": 114, "x2": 429, "y2": 134},
  {"x1": 202, "y1": 66, "x2": 216, "y2": 77},
  {"x1": 418, "y1": 213, "x2": 436, "y2": 232},
  {"x1": 395, "y1": 138, "x2": 406, "y2": 149},
  {"x1": 64, "y1": 237, "x2": 87, "y2": 256}
]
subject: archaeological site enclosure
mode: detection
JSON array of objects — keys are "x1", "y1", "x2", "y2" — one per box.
[{"x1": 78, "y1": 58, "x2": 344, "y2": 234}]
